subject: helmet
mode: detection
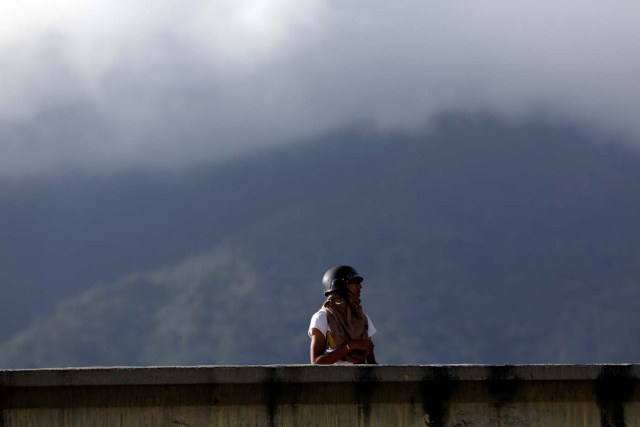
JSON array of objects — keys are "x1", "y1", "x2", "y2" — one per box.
[{"x1": 322, "y1": 265, "x2": 363, "y2": 296}]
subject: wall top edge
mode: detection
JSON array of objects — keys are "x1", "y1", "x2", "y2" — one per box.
[{"x1": 1, "y1": 364, "x2": 639, "y2": 388}]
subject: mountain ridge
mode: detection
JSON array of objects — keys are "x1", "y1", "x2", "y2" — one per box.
[{"x1": 2, "y1": 115, "x2": 640, "y2": 367}]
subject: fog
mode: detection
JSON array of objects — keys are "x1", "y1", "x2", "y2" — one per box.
[{"x1": 1, "y1": 0, "x2": 638, "y2": 177}]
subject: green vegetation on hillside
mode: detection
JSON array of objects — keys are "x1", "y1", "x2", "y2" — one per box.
[{"x1": 2, "y1": 116, "x2": 640, "y2": 367}]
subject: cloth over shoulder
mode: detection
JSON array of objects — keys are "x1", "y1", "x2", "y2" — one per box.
[{"x1": 308, "y1": 310, "x2": 377, "y2": 339}]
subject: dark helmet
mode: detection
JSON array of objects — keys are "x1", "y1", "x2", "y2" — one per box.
[{"x1": 322, "y1": 265, "x2": 363, "y2": 296}]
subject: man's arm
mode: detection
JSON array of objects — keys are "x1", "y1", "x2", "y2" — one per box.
[
  {"x1": 310, "y1": 328, "x2": 349, "y2": 364},
  {"x1": 365, "y1": 344, "x2": 377, "y2": 364},
  {"x1": 309, "y1": 328, "x2": 374, "y2": 364}
]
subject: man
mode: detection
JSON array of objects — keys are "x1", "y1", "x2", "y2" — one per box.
[{"x1": 308, "y1": 265, "x2": 377, "y2": 364}]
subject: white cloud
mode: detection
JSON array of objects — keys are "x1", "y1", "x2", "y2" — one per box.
[{"x1": 1, "y1": 0, "x2": 639, "y2": 177}]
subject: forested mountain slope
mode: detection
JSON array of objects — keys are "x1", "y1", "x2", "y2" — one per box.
[{"x1": 2, "y1": 116, "x2": 639, "y2": 367}]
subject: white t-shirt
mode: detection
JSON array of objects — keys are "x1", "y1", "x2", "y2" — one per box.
[{"x1": 308, "y1": 310, "x2": 377, "y2": 357}]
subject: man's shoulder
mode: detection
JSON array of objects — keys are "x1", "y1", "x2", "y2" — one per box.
[
  {"x1": 310, "y1": 310, "x2": 327, "y2": 321},
  {"x1": 309, "y1": 310, "x2": 329, "y2": 337}
]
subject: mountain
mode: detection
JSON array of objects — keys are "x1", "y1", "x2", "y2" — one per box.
[{"x1": 1, "y1": 115, "x2": 640, "y2": 367}]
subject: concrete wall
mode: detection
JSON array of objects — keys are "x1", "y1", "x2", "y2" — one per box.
[{"x1": 1, "y1": 364, "x2": 639, "y2": 426}]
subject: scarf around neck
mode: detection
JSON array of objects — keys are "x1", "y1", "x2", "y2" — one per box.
[{"x1": 321, "y1": 290, "x2": 369, "y2": 363}]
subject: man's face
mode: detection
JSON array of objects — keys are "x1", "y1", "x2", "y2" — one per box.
[{"x1": 346, "y1": 281, "x2": 362, "y2": 297}]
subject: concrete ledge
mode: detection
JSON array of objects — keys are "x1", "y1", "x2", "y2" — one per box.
[
  {"x1": 2, "y1": 365, "x2": 640, "y2": 426},
  {"x1": 3, "y1": 364, "x2": 639, "y2": 386}
]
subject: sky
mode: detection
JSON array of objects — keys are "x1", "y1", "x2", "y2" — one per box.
[{"x1": 1, "y1": 0, "x2": 639, "y2": 178}]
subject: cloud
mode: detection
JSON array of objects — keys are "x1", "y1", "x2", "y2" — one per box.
[{"x1": 1, "y1": 0, "x2": 639, "y2": 177}]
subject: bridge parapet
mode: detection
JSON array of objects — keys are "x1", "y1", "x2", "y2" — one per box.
[{"x1": 1, "y1": 364, "x2": 639, "y2": 426}]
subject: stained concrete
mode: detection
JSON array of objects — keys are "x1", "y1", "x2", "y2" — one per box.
[{"x1": 1, "y1": 365, "x2": 639, "y2": 426}]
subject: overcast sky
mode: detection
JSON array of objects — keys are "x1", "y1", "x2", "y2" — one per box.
[{"x1": 1, "y1": 0, "x2": 639, "y2": 178}]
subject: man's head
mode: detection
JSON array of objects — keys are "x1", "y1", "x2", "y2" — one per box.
[{"x1": 322, "y1": 265, "x2": 363, "y2": 296}]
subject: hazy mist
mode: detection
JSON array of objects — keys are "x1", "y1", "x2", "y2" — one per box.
[{"x1": 1, "y1": 0, "x2": 639, "y2": 177}]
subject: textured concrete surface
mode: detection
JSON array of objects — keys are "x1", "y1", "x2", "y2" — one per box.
[{"x1": 1, "y1": 364, "x2": 639, "y2": 426}]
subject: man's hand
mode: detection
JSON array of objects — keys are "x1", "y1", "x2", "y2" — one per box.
[{"x1": 348, "y1": 339, "x2": 374, "y2": 353}]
